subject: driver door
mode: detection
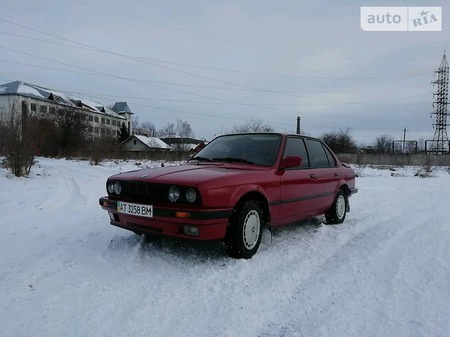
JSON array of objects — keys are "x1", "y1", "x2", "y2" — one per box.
[{"x1": 278, "y1": 136, "x2": 319, "y2": 223}]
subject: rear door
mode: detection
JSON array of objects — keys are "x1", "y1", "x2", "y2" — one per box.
[{"x1": 304, "y1": 139, "x2": 337, "y2": 210}]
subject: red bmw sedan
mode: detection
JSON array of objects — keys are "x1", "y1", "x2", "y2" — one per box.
[{"x1": 99, "y1": 133, "x2": 357, "y2": 258}]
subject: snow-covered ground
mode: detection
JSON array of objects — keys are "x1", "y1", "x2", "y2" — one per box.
[{"x1": 0, "y1": 158, "x2": 449, "y2": 337}]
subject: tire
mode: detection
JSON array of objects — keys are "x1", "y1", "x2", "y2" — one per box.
[
  {"x1": 325, "y1": 189, "x2": 347, "y2": 224},
  {"x1": 225, "y1": 200, "x2": 263, "y2": 259}
]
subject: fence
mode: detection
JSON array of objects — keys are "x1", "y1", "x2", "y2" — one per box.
[{"x1": 337, "y1": 153, "x2": 450, "y2": 166}]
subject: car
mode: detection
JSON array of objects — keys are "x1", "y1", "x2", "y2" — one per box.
[{"x1": 99, "y1": 133, "x2": 358, "y2": 259}]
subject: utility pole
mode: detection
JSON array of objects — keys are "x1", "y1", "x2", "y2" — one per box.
[{"x1": 402, "y1": 127, "x2": 407, "y2": 153}]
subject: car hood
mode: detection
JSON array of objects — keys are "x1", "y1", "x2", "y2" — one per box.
[{"x1": 109, "y1": 163, "x2": 271, "y2": 186}]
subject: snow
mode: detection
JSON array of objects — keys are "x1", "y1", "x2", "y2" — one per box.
[
  {"x1": 1, "y1": 158, "x2": 449, "y2": 337},
  {"x1": 135, "y1": 135, "x2": 171, "y2": 149},
  {"x1": 17, "y1": 82, "x2": 45, "y2": 98}
]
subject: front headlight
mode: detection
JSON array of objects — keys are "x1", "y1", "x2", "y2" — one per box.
[
  {"x1": 168, "y1": 186, "x2": 180, "y2": 202},
  {"x1": 114, "y1": 182, "x2": 122, "y2": 195},
  {"x1": 107, "y1": 182, "x2": 115, "y2": 194},
  {"x1": 185, "y1": 188, "x2": 197, "y2": 203}
]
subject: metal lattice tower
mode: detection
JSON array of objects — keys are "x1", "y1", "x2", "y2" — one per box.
[{"x1": 431, "y1": 53, "x2": 449, "y2": 154}]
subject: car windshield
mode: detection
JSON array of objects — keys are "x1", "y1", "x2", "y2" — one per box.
[{"x1": 191, "y1": 133, "x2": 282, "y2": 166}]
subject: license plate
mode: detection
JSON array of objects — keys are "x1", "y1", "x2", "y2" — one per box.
[{"x1": 117, "y1": 201, "x2": 153, "y2": 218}]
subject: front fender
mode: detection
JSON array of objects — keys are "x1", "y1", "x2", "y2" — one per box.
[
  {"x1": 201, "y1": 183, "x2": 275, "y2": 209},
  {"x1": 228, "y1": 184, "x2": 271, "y2": 206}
]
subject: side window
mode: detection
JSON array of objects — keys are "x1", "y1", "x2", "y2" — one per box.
[
  {"x1": 323, "y1": 145, "x2": 337, "y2": 167},
  {"x1": 305, "y1": 139, "x2": 330, "y2": 168},
  {"x1": 283, "y1": 137, "x2": 309, "y2": 167}
]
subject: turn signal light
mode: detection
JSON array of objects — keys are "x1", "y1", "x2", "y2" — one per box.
[{"x1": 176, "y1": 211, "x2": 191, "y2": 219}]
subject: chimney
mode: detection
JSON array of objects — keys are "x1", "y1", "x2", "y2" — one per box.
[{"x1": 296, "y1": 116, "x2": 301, "y2": 134}]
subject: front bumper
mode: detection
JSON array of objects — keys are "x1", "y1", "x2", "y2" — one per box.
[{"x1": 99, "y1": 197, "x2": 232, "y2": 240}]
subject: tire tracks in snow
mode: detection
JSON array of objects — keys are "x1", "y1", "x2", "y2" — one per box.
[
  {"x1": 258, "y1": 184, "x2": 450, "y2": 337},
  {"x1": 37, "y1": 160, "x2": 107, "y2": 212}
]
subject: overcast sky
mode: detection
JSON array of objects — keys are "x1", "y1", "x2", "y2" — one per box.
[{"x1": 1, "y1": 0, "x2": 449, "y2": 144}]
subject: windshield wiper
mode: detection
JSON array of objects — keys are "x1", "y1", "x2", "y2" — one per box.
[
  {"x1": 212, "y1": 157, "x2": 255, "y2": 165},
  {"x1": 188, "y1": 156, "x2": 214, "y2": 162}
]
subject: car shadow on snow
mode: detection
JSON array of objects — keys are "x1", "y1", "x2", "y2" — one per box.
[
  {"x1": 271, "y1": 216, "x2": 324, "y2": 236},
  {"x1": 107, "y1": 232, "x2": 227, "y2": 262},
  {"x1": 139, "y1": 234, "x2": 227, "y2": 261},
  {"x1": 258, "y1": 217, "x2": 325, "y2": 252},
  {"x1": 106, "y1": 216, "x2": 326, "y2": 261}
]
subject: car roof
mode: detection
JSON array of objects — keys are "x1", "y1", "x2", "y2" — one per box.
[{"x1": 215, "y1": 132, "x2": 323, "y2": 142}]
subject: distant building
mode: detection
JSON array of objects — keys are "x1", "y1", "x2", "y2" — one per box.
[
  {"x1": 0, "y1": 80, "x2": 133, "y2": 138},
  {"x1": 111, "y1": 101, "x2": 134, "y2": 135},
  {"x1": 121, "y1": 135, "x2": 171, "y2": 152}
]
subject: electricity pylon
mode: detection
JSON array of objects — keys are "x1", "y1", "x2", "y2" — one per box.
[{"x1": 431, "y1": 53, "x2": 449, "y2": 154}]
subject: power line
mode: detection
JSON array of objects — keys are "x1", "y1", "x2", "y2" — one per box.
[
  {"x1": 0, "y1": 20, "x2": 429, "y2": 109},
  {"x1": 0, "y1": 74, "x2": 426, "y2": 132},
  {"x1": 1, "y1": 25, "x2": 388, "y2": 107},
  {"x1": 66, "y1": 0, "x2": 308, "y2": 56},
  {"x1": 6, "y1": 46, "x2": 351, "y2": 115},
  {"x1": 0, "y1": 21, "x2": 425, "y2": 80},
  {"x1": 0, "y1": 58, "x2": 428, "y2": 100},
  {"x1": 0, "y1": 59, "x2": 429, "y2": 109}
]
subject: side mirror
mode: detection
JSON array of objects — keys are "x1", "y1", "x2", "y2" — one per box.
[{"x1": 280, "y1": 156, "x2": 303, "y2": 169}]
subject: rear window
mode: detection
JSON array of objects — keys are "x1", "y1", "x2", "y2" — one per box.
[{"x1": 305, "y1": 139, "x2": 331, "y2": 168}]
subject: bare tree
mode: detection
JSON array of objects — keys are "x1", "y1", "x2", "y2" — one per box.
[
  {"x1": 176, "y1": 119, "x2": 193, "y2": 138},
  {"x1": 0, "y1": 99, "x2": 36, "y2": 176},
  {"x1": 322, "y1": 128, "x2": 357, "y2": 154},
  {"x1": 132, "y1": 115, "x2": 140, "y2": 129},
  {"x1": 55, "y1": 107, "x2": 89, "y2": 156},
  {"x1": 374, "y1": 134, "x2": 393, "y2": 154},
  {"x1": 157, "y1": 122, "x2": 176, "y2": 138},
  {"x1": 33, "y1": 117, "x2": 59, "y2": 156},
  {"x1": 174, "y1": 119, "x2": 194, "y2": 151},
  {"x1": 133, "y1": 117, "x2": 156, "y2": 137},
  {"x1": 88, "y1": 134, "x2": 118, "y2": 165},
  {"x1": 232, "y1": 118, "x2": 274, "y2": 133},
  {"x1": 141, "y1": 121, "x2": 156, "y2": 136}
]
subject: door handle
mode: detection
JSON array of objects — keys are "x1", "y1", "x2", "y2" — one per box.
[
  {"x1": 310, "y1": 174, "x2": 316, "y2": 179},
  {"x1": 334, "y1": 172, "x2": 339, "y2": 177}
]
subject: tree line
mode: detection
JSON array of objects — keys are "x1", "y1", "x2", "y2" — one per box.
[
  {"x1": 0, "y1": 100, "x2": 128, "y2": 176},
  {"x1": 0, "y1": 100, "x2": 196, "y2": 176},
  {"x1": 0, "y1": 102, "x2": 417, "y2": 178}
]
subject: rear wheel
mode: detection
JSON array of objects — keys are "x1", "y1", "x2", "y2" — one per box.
[
  {"x1": 325, "y1": 189, "x2": 347, "y2": 224},
  {"x1": 225, "y1": 200, "x2": 263, "y2": 259}
]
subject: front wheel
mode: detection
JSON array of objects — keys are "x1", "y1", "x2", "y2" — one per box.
[
  {"x1": 225, "y1": 200, "x2": 263, "y2": 259},
  {"x1": 325, "y1": 190, "x2": 347, "y2": 224}
]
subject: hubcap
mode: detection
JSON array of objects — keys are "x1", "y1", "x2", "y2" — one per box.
[
  {"x1": 242, "y1": 210, "x2": 260, "y2": 250},
  {"x1": 336, "y1": 195, "x2": 346, "y2": 219}
]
